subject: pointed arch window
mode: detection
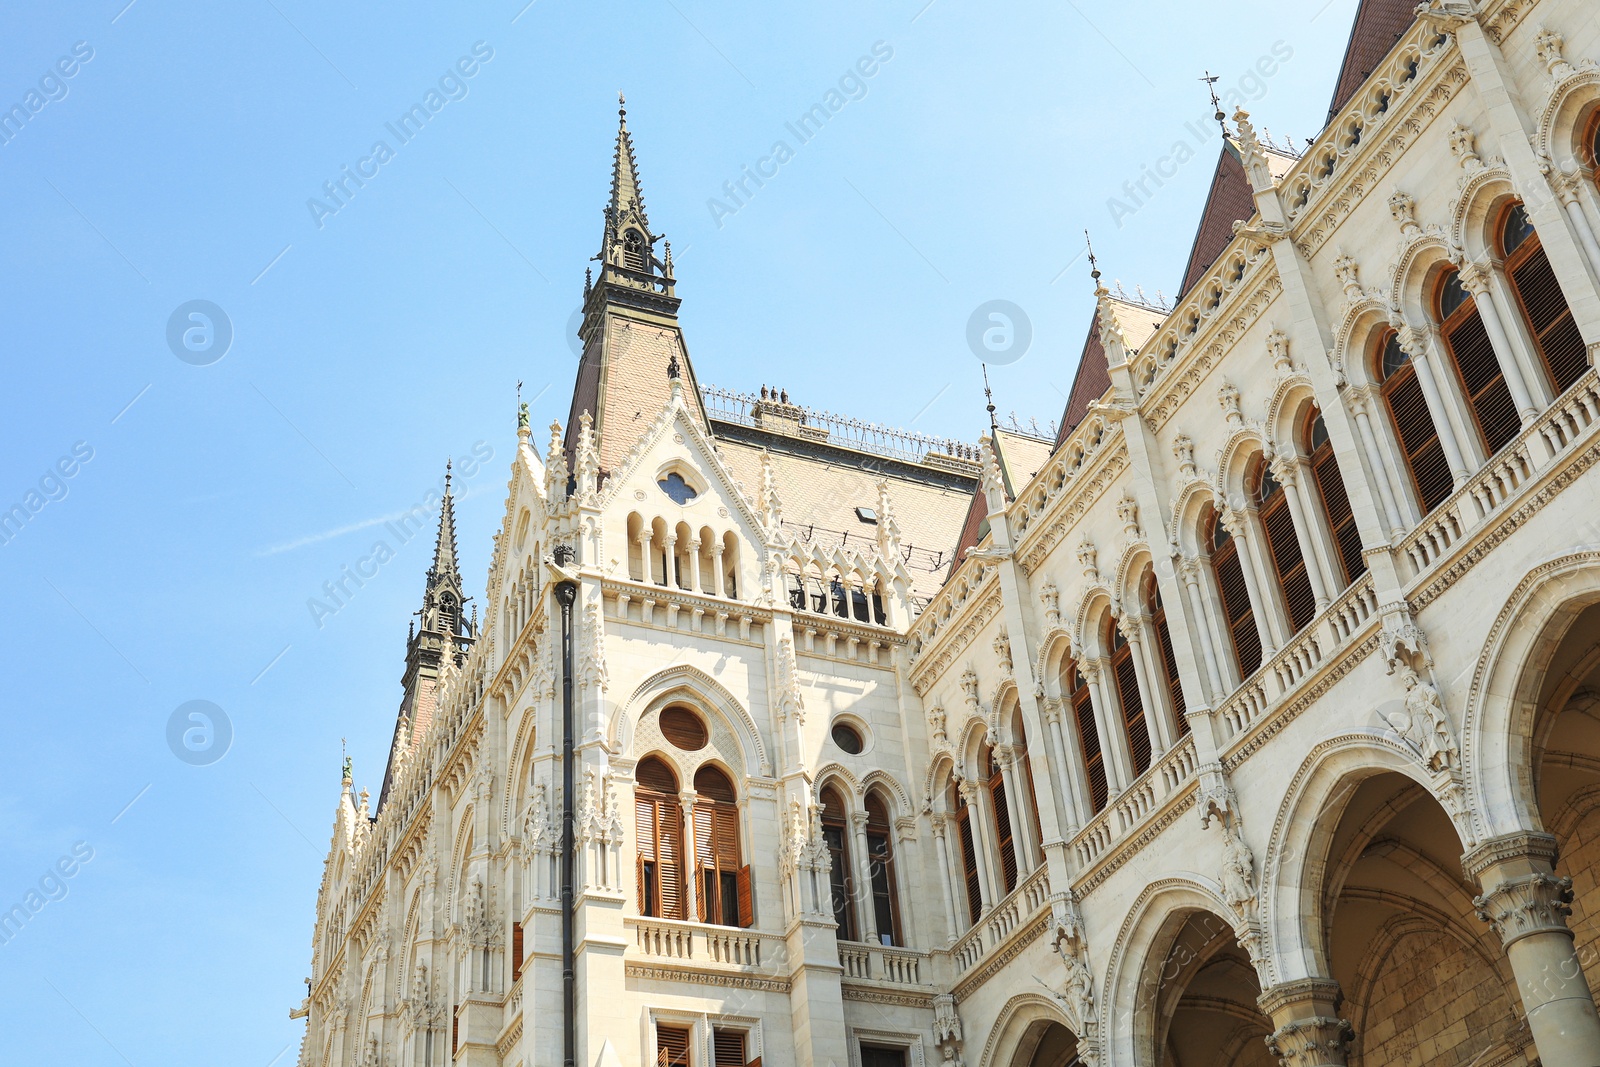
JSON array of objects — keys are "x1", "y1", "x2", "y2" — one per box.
[
  {"x1": 636, "y1": 757, "x2": 685, "y2": 920},
  {"x1": 692, "y1": 766, "x2": 749, "y2": 927},
  {"x1": 954, "y1": 783, "x2": 982, "y2": 926},
  {"x1": 820, "y1": 786, "x2": 857, "y2": 940},
  {"x1": 1142, "y1": 570, "x2": 1187, "y2": 732},
  {"x1": 1066, "y1": 660, "x2": 1108, "y2": 814},
  {"x1": 1303, "y1": 412, "x2": 1366, "y2": 586},
  {"x1": 1250, "y1": 458, "x2": 1316, "y2": 634},
  {"x1": 1208, "y1": 506, "x2": 1262, "y2": 679},
  {"x1": 1499, "y1": 201, "x2": 1587, "y2": 394},
  {"x1": 623, "y1": 228, "x2": 649, "y2": 272},
  {"x1": 1107, "y1": 616, "x2": 1152, "y2": 777},
  {"x1": 1437, "y1": 266, "x2": 1519, "y2": 456},
  {"x1": 1376, "y1": 330, "x2": 1452, "y2": 513},
  {"x1": 984, "y1": 744, "x2": 1017, "y2": 895},
  {"x1": 1010, "y1": 712, "x2": 1045, "y2": 858},
  {"x1": 864, "y1": 793, "x2": 902, "y2": 946}
]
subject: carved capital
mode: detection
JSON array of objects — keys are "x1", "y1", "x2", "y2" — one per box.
[
  {"x1": 1474, "y1": 872, "x2": 1575, "y2": 948},
  {"x1": 1264, "y1": 1016, "x2": 1354, "y2": 1067}
]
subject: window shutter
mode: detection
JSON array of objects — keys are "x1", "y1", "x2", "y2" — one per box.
[
  {"x1": 1310, "y1": 446, "x2": 1365, "y2": 585},
  {"x1": 957, "y1": 804, "x2": 982, "y2": 925},
  {"x1": 1071, "y1": 677, "x2": 1109, "y2": 813},
  {"x1": 1510, "y1": 243, "x2": 1587, "y2": 393},
  {"x1": 656, "y1": 1024, "x2": 692, "y2": 1067},
  {"x1": 452, "y1": 1014, "x2": 459, "y2": 1055},
  {"x1": 511, "y1": 921, "x2": 524, "y2": 978},
  {"x1": 737, "y1": 865, "x2": 753, "y2": 928},
  {"x1": 1213, "y1": 547, "x2": 1261, "y2": 678},
  {"x1": 1260, "y1": 497, "x2": 1316, "y2": 633},
  {"x1": 1112, "y1": 646, "x2": 1151, "y2": 776},
  {"x1": 713, "y1": 1028, "x2": 747, "y2": 1067},
  {"x1": 987, "y1": 764, "x2": 1017, "y2": 894},
  {"x1": 1153, "y1": 613, "x2": 1188, "y2": 729},
  {"x1": 1444, "y1": 309, "x2": 1519, "y2": 456},
  {"x1": 1384, "y1": 367, "x2": 1453, "y2": 513},
  {"x1": 658, "y1": 806, "x2": 683, "y2": 920}
]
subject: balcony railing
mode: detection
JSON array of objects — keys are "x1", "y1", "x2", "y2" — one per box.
[
  {"x1": 1073, "y1": 735, "x2": 1199, "y2": 869},
  {"x1": 1399, "y1": 369, "x2": 1600, "y2": 579},
  {"x1": 628, "y1": 917, "x2": 776, "y2": 970},
  {"x1": 838, "y1": 940, "x2": 928, "y2": 985},
  {"x1": 951, "y1": 864, "x2": 1051, "y2": 974}
]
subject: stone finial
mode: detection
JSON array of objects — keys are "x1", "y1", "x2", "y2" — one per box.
[
  {"x1": 1266, "y1": 330, "x2": 1293, "y2": 377},
  {"x1": 1333, "y1": 251, "x2": 1363, "y2": 304},
  {"x1": 1040, "y1": 581, "x2": 1061, "y2": 630},
  {"x1": 1077, "y1": 537, "x2": 1099, "y2": 581},
  {"x1": 1448, "y1": 123, "x2": 1482, "y2": 172},
  {"x1": 1117, "y1": 494, "x2": 1141, "y2": 542},
  {"x1": 1536, "y1": 26, "x2": 1575, "y2": 82},
  {"x1": 1388, "y1": 191, "x2": 1421, "y2": 239},
  {"x1": 1174, "y1": 434, "x2": 1197, "y2": 481},
  {"x1": 1217, "y1": 381, "x2": 1243, "y2": 427}
]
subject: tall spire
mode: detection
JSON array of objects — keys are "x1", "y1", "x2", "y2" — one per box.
[
  {"x1": 429, "y1": 459, "x2": 461, "y2": 594},
  {"x1": 609, "y1": 94, "x2": 650, "y2": 240},
  {"x1": 597, "y1": 93, "x2": 667, "y2": 284}
]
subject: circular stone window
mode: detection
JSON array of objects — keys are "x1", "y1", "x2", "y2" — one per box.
[
  {"x1": 659, "y1": 707, "x2": 708, "y2": 751},
  {"x1": 831, "y1": 721, "x2": 864, "y2": 755}
]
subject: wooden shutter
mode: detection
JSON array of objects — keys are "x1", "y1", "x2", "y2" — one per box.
[
  {"x1": 957, "y1": 802, "x2": 982, "y2": 925},
  {"x1": 1383, "y1": 361, "x2": 1453, "y2": 514},
  {"x1": 1212, "y1": 534, "x2": 1262, "y2": 679},
  {"x1": 656, "y1": 1024, "x2": 692, "y2": 1067},
  {"x1": 511, "y1": 921, "x2": 524, "y2": 978},
  {"x1": 713, "y1": 1028, "x2": 747, "y2": 1067},
  {"x1": 657, "y1": 802, "x2": 683, "y2": 920},
  {"x1": 736, "y1": 865, "x2": 753, "y2": 928},
  {"x1": 1153, "y1": 611, "x2": 1188, "y2": 730},
  {"x1": 1509, "y1": 240, "x2": 1587, "y2": 394},
  {"x1": 1442, "y1": 294, "x2": 1520, "y2": 456},
  {"x1": 1259, "y1": 489, "x2": 1316, "y2": 634},
  {"x1": 452, "y1": 1014, "x2": 459, "y2": 1055},
  {"x1": 1110, "y1": 636, "x2": 1152, "y2": 777},
  {"x1": 1070, "y1": 668, "x2": 1109, "y2": 813},
  {"x1": 1309, "y1": 441, "x2": 1365, "y2": 585},
  {"x1": 986, "y1": 751, "x2": 1017, "y2": 895},
  {"x1": 821, "y1": 789, "x2": 857, "y2": 939},
  {"x1": 660, "y1": 707, "x2": 708, "y2": 750}
]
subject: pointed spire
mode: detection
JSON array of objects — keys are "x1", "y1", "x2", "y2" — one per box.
[
  {"x1": 609, "y1": 93, "x2": 650, "y2": 237},
  {"x1": 430, "y1": 459, "x2": 461, "y2": 587}
]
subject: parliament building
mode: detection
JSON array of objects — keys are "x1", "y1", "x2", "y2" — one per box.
[{"x1": 293, "y1": 1, "x2": 1600, "y2": 1063}]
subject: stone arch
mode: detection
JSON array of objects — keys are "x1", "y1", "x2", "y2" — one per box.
[
  {"x1": 1102, "y1": 875, "x2": 1258, "y2": 1067},
  {"x1": 1536, "y1": 68, "x2": 1600, "y2": 165},
  {"x1": 1114, "y1": 542, "x2": 1155, "y2": 610},
  {"x1": 503, "y1": 701, "x2": 540, "y2": 837},
  {"x1": 1074, "y1": 588, "x2": 1116, "y2": 660},
  {"x1": 976, "y1": 992, "x2": 1076, "y2": 1067},
  {"x1": 924, "y1": 751, "x2": 959, "y2": 815},
  {"x1": 860, "y1": 769, "x2": 913, "y2": 815},
  {"x1": 1465, "y1": 550, "x2": 1600, "y2": 840},
  {"x1": 1261, "y1": 733, "x2": 1468, "y2": 986},
  {"x1": 1035, "y1": 627, "x2": 1074, "y2": 701},
  {"x1": 1169, "y1": 481, "x2": 1221, "y2": 558},
  {"x1": 815, "y1": 763, "x2": 862, "y2": 804},
  {"x1": 989, "y1": 678, "x2": 1021, "y2": 736},
  {"x1": 1215, "y1": 425, "x2": 1271, "y2": 508},
  {"x1": 449, "y1": 805, "x2": 476, "y2": 921},
  {"x1": 1451, "y1": 165, "x2": 1518, "y2": 262},
  {"x1": 1265, "y1": 374, "x2": 1318, "y2": 452},
  {"x1": 1332, "y1": 297, "x2": 1397, "y2": 390},
  {"x1": 1389, "y1": 232, "x2": 1458, "y2": 327},
  {"x1": 609, "y1": 664, "x2": 769, "y2": 777},
  {"x1": 958, "y1": 716, "x2": 993, "y2": 779}
]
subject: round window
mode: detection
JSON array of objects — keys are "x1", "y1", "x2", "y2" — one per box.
[
  {"x1": 831, "y1": 721, "x2": 864, "y2": 755},
  {"x1": 659, "y1": 707, "x2": 708, "y2": 751}
]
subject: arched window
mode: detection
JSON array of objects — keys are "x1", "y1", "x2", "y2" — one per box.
[
  {"x1": 1142, "y1": 570, "x2": 1187, "y2": 732},
  {"x1": 954, "y1": 782, "x2": 982, "y2": 926},
  {"x1": 438, "y1": 593, "x2": 457, "y2": 635},
  {"x1": 820, "y1": 786, "x2": 857, "y2": 940},
  {"x1": 1499, "y1": 201, "x2": 1587, "y2": 394},
  {"x1": 1250, "y1": 457, "x2": 1316, "y2": 634},
  {"x1": 1303, "y1": 411, "x2": 1366, "y2": 586},
  {"x1": 635, "y1": 757, "x2": 685, "y2": 920},
  {"x1": 1107, "y1": 616, "x2": 1152, "y2": 777},
  {"x1": 1066, "y1": 659, "x2": 1108, "y2": 814},
  {"x1": 1207, "y1": 506, "x2": 1261, "y2": 679},
  {"x1": 984, "y1": 744, "x2": 1017, "y2": 895},
  {"x1": 1376, "y1": 329, "x2": 1452, "y2": 513},
  {"x1": 1010, "y1": 712, "x2": 1045, "y2": 857},
  {"x1": 623, "y1": 228, "x2": 648, "y2": 272},
  {"x1": 864, "y1": 793, "x2": 902, "y2": 946},
  {"x1": 1436, "y1": 265, "x2": 1519, "y2": 456},
  {"x1": 692, "y1": 766, "x2": 749, "y2": 927}
]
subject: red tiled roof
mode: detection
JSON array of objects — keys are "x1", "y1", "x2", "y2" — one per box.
[
  {"x1": 1055, "y1": 313, "x2": 1111, "y2": 446},
  {"x1": 1177, "y1": 147, "x2": 1256, "y2": 298},
  {"x1": 1327, "y1": 0, "x2": 1418, "y2": 121}
]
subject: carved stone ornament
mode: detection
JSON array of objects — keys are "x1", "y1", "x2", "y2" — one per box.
[
  {"x1": 1264, "y1": 1016, "x2": 1354, "y2": 1067},
  {"x1": 1388, "y1": 190, "x2": 1421, "y2": 239},
  {"x1": 933, "y1": 992, "x2": 967, "y2": 1067},
  {"x1": 1474, "y1": 873, "x2": 1576, "y2": 947},
  {"x1": 1217, "y1": 381, "x2": 1244, "y2": 427},
  {"x1": 776, "y1": 635, "x2": 805, "y2": 726},
  {"x1": 1220, "y1": 820, "x2": 1258, "y2": 923},
  {"x1": 1384, "y1": 664, "x2": 1458, "y2": 773},
  {"x1": 1078, "y1": 537, "x2": 1099, "y2": 581},
  {"x1": 1333, "y1": 252, "x2": 1363, "y2": 305},
  {"x1": 1535, "y1": 26, "x2": 1576, "y2": 82},
  {"x1": 1040, "y1": 582, "x2": 1061, "y2": 630},
  {"x1": 1117, "y1": 494, "x2": 1141, "y2": 542},
  {"x1": 1267, "y1": 330, "x2": 1294, "y2": 378},
  {"x1": 1174, "y1": 434, "x2": 1198, "y2": 481},
  {"x1": 993, "y1": 626, "x2": 1014, "y2": 678},
  {"x1": 1449, "y1": 122, "x2": 1482, "y2": 172},
  {"x1": 928, "y1": 704, "x2": 950, "y2": 751}
]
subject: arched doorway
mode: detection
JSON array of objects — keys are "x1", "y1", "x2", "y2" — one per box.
[
  {"x1": 1145, "y1": 910, "x2": 1274, "y2": 1066},
  {"x1": 1006, "y1": 1020, "x2": 1080, "y2": 1067}
]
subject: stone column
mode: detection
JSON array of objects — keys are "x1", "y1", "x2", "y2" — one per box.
[
  {"x1": 1180, "y1": 559, "x2": 1228, "y2": 699},
  {"x1": 1552, "y1": 169, "x2": 1600, "y2": 280},
  {"x1": 637, "y1": 530, "x2": 654, "y2": 584},
  {"x1": 1224, "y1": 508, "x2": 1281, "y2": 657},
  {"x1": 1276, "y1": 455, "x2": 1340, "y2": 605},
  {"x1": 1085, "y1": 660, "x2": 1133, "y2": 794},
  {"x1": 996, "y1": 744, "x2": 1038, "y2": 873},
  {"x1": 1461, "y1": 262, "x2": 1541, "y2": 424},
  {"x1": 1466, "y1": 832, "x2": 1600, "y2": 1067},
  {"x1": 1345, "y1": 391, "x2": 1408, "y2": 534},
  {"x1": 850, "y1": 810, "x2": 877, "y2": 945},
  {"x1": 1258, "y1": 978, "x2": 1353, "y2": 1067},
  {"x1": 709, "y1": 541, "x2": 725, "y2": 598},
  {"x1": 687, "y1": 536, "x2": 703, "y2": 593},
  {"x1": 1124, "y1": 614, "x2": 1174, "y2": 754},
  {"x1": 677, "y1": 792, "x2": 699, "y2": 922},
  {"x1": 1040, "y1": 699, "x2": 1082, "y2": 834},
  {"x1": 929, "y1": 813, "x2": 960, "y2": 944},
  {"x1": 958, "y1": 779, "x2": 996, "y2": 915},
  {"x1": 1270, "y1": 456, "x2": 1333, "y2": 612}
]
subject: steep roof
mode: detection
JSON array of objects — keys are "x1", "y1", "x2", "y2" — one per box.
[
  {"x1": 1327, "y1": 0, "x2": 1419, "y2": 121},
  {"x1": 1053, "y1": 296, "x2": 1170, "y2": 446},
  {"x1": 947, "y1": 427, "x2": 1057, "y2": 568}
]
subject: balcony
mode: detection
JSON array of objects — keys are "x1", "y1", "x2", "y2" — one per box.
[
  {"x1": 837, "y1": 940, "x2": 929, "y2": 986},
  {"x1": 950, "y1": 864, "x2": 1052, "y2": 976}
]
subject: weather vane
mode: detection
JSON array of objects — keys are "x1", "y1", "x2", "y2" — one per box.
[
  {"x1": 981, "y1": 364, "x2": 997, "y2": 429},
  {"x1": 1085, "y1": 230, "x2": 1101, "y2": 284},
  {"x1": 1200, "y1": 71, "x2": 1225, "y2": 134}
]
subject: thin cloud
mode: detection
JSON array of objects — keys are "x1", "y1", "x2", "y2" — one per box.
[{"x1": 256, "y1": 483, "x2": 496, "y2": 557}]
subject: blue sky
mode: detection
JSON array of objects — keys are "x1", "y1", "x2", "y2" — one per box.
[{"x1": 0, "y1": 0, "x2": 1358, "y2": 1061}]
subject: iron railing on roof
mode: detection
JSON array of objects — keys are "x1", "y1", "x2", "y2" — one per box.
[{"x1": 701, "y1": 384, "x2": 981, "y2": 467}]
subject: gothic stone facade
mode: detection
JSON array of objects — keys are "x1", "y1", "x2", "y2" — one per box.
[{"x1": 295, "y1": 2, "x2": 1600, "y2": 1065}]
